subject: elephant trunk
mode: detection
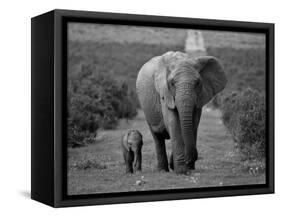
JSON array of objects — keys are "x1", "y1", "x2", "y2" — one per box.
[{"x1": 176, "y1": 90, "x2": 197, "y2": 168}]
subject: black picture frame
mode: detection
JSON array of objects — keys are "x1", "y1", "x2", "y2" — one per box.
[{"x1": 31, "y1": 9, "x2": 274, "y2": 207}]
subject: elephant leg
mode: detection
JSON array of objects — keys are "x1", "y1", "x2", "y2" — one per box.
[
  {"x1": 168, "y1": 112, "x2": 190, "y2": 174},
  {"x1": 193, "y1": 108, "x2": 202, "y2": 145},
  {"x1": 171, "y1": 136, "x2": 188, "y2": 174},
  {"x1": 124, "y1": 150, "x2": 134, "y2": 173},
  {"x1": 133, "y1": 148, "x2": 142, "y2": 172},
  {"x1": 150, "y1": 130, "x2": 169, "y2": 172},
  {"x1": 187, "y1": 108, "x2": 202, "y2": 170},
  {"x1": 169, "y1": 152, "x2": 174, "y2": 170}
]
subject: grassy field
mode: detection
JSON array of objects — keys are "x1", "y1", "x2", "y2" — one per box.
[{"x1": 68, "y1": 108, "x2": 265, "y2": 195}]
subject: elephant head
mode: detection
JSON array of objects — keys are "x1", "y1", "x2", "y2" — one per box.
[{"x1": 154, "y1": 51, "x2": 227, "y2": 172}]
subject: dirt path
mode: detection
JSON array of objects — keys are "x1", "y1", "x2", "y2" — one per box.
[{"x1": 68, "y1": 108, "x2": 265, "y2": 195}]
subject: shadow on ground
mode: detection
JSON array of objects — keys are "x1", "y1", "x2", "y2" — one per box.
[{"x1": 19, "y1": 191, "x2": 31, "y2": 199}]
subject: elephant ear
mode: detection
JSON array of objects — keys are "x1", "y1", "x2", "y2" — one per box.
[
  {"x1": 195, "y1": 56, "x2": 227, "y2": 107},
  {"x1": 122, "y1": 131, "x2": 131, "y2": 151},
  {"x1": 154, "y1": 56, "x2": 175, "y2": 109}
]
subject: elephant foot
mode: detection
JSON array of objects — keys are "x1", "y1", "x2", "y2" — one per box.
[
  {"x1": 169, "y1": 162, "x2": 174, "y2": 171},
  {"x1": 174, "y1": 164, "x2": 191, "y2": 175},
  {"x1": 134, "y1": 164, "x2": 142, "y2": 172},
  {"x1": 126, "y1": 166, "x2": 134, "y2": 174},
  {"x1": 187, "y1": 162, "x2": 195, "y2": 170},
  {"x1": 134, "y1": 170, "x2": 142, "y2": 175},
  {"x1": 134, "y1": 167, "x2": 142, "y2": 173},
  {"x1": 156, "y1": 165, "x2": 169, "y2": 172},
  {"x1": 126, "y1": 170, "x2": 133, "y2": 174},
  {"x1": 156, "y1": 159, "x2": 169, "y2": 172}
]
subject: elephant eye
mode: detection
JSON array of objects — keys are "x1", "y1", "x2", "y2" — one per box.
[
  {"x1": 168, "y1": 78, "x2": 175, "y2": 87},
  {"x1": 195, "y1": 79, "x2": 202, "y2": 88}
]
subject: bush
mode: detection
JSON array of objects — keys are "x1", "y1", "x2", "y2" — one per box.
[
  {"x1": 68, "y1": 92, "x2": 100, "y2": 148},
  {"x1": 221, "y1": 88, "x2": 265, "y2": 160},
  {"x1": 67, "y1": 63, "x2": 138, "y2": 147}
]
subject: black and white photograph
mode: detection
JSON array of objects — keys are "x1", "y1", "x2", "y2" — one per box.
[
  {"x1": 1, "y1": 0, "x2": 280, "y2": 214},
  {"x1": 67, "y1": 22, "x2": 267, "y2": 195}
]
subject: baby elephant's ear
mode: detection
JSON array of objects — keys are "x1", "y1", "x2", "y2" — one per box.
[
  {"x1": 194, "y1": 56, "x2": 227, "y2": 107},
  {"x1": 139, "y1": 139, "x2": 143, "y2": 147},
  {"x1": 122, "y1": 132, "x2": 130, "y2": 151},
  {"x1": 136, "y1": 131, "x2": 143, "y2": 147}
]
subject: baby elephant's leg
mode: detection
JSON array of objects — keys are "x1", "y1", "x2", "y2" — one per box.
[
  {"x1": 169, "y1": 152, "x2": 174, "y2": 170},
  {"x1": 133, "y1": 147, "x2": 142, "y2": 172},
  {"x1": 123, "y1": 149, "x2": 134, "y2": 173}
]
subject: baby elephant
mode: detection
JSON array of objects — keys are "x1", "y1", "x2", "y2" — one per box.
[{"x1": 121, "y1": 129, "x2": 143, "y2": 173}]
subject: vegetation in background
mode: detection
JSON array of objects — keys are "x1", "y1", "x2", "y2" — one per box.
[
  {"x1": 67, "y1": 63, "x2": 138, "y2": 147},
  {"x1": 67, "y1": 42, "x2": 183, "y2": 147},
  {"x1": 68, "y1": 42, "x2": 183, "y2": 89},
  {"x1": 220, "y1": 89, "x2": 265, "y2": 160},
  {"x1": 208, "y1": 48, "x2": 266, "y2": 160}
]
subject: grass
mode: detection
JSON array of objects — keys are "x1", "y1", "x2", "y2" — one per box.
[{"x1": 67, "y1": 108, "x2": 265, "y2": 195}]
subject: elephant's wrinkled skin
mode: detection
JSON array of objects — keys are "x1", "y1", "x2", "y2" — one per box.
[
  {"x1": 136, "y1": 51, "x2": 227, "y2": 174},
  {"x1": 121, "y1": 129, "x2": 143, "y2": 173}
]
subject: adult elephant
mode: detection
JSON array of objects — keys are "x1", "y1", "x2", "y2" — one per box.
[{"x1": 136, "y1": 51, "x2": 227, "y2": 174}]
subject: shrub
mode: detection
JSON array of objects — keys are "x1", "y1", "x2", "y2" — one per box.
[
  {"x1": 220, "y1": 88, "x2": 265, "y2": 160},
  {"x1": 67, "y1": 63, "x2": 138, "y2": 147},
  {"x1": 67, "y1": 92, "x2": 100, "y2": 148}
]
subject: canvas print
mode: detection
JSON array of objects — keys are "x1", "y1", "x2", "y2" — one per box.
[{"x1": 67, "y1": 23, "x2": 266, "y2": 195}]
